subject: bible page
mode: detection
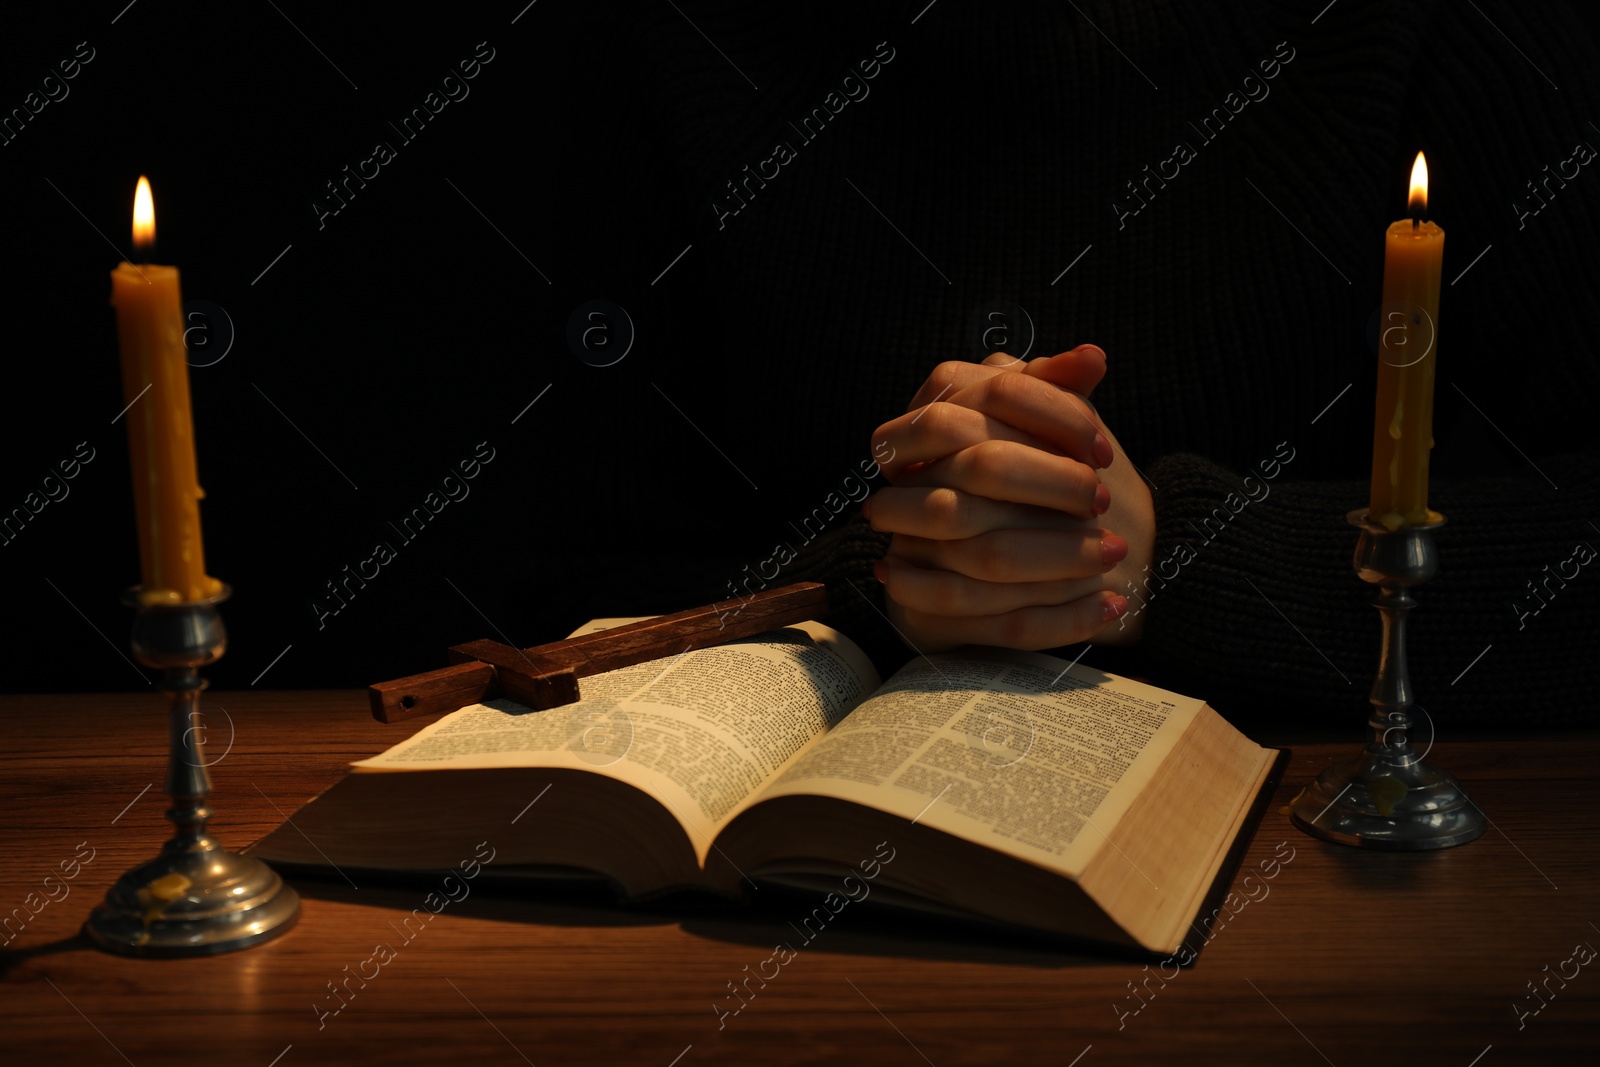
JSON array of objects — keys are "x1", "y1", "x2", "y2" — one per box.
[
  {"x1": 750, "y1": 647, "x2": 1201, "y2": 878},
  {"x1": 354, "y1": 621, "x2": 880, "y2": 865}
]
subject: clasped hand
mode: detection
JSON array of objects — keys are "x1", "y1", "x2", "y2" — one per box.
[{"x1": 866, "y1": 346, "x2": 1154, "y2": 652}]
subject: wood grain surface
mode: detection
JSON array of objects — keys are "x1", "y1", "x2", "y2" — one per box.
[{"x1": 1, "y1": 690, "x2": 1595, "y2": 1066}]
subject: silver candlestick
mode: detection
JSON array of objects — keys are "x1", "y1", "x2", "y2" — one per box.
[
  {"x1": 1288, "y1": 510, "x2": 1485, "y2": 850},
  {"x1": 84, "y1": 586, "x2": 300, "y2": 956}
]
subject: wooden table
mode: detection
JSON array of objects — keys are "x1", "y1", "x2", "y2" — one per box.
[{"x1": 2, "y1": 691, "x2": 1596, "y2": 1065}]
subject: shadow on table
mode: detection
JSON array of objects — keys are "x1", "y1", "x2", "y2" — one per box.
[
  {"x1": 1310, "y1": 836, "x2": 1455, "y2": 892},
  {"x1": 285, "y1": 869, "x2": 1146, "y2": 968},
  {"x1": 285, "y1": 868, "x2": 679, "y2": 929},
  {"x1": 0, "y1": 933, "x2": 92, "y2": 977},
  {"x1": 683, "y1": 890, "x2": 1142, "y2": 969}
]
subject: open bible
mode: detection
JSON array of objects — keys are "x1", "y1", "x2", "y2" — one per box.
[{"x1": 248, "y1": 621, "x2": 1283, "y2": 956}]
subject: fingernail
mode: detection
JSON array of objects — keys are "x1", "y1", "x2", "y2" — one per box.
[
  {"x1": 1077, "y1": 344, "x2": 1106, "y2": 360},
  {"x1": 1093, "y1": 433, "x2": 1114, "y2": 468},
  {"x1": 1101, "y1": 534, "x2": 1128, "y2": 566},
  {"x1": 873, "y1": 559, "x2": 888, "y2": 583},
  {"x1": 1092, "y1": 484, "x2": 1111, "y2": 516},
  {"x1": 862, "y1": 495, "x2": 874, "y2": 521},
  {"x1": 1101, "y1": 594, "x2": 1129, "y2": 622}
]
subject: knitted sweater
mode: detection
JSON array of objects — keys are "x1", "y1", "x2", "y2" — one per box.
[{"x1": 602, "y1": 0, "x2": 1600, "y2": 728}]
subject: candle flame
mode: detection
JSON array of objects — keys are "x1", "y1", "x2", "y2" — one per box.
[
  {"x1": 1408, "y1": 152, "x2": 1428, "y2": 216},
  {"x1": 132, "y1": 175, "x2": 155, "y2": 250}
]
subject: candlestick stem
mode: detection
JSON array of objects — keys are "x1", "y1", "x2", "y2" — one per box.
[
  {"x1": 1288, "y1": 511, "x2": 1485, "y2": 849},
  {"x1": 1370, "y1": 575, "x2": 1416, "y2": 746},
  {"x1": 165, "y1": 668, "x2": 213, "y2": 844},
  {"x1": 84, "y1": 587, "x2": 300, "y2": 956}
]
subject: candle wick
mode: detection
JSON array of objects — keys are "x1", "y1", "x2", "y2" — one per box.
[{"x1": 1412, "y1": 214, "x2": 1420, "y2": 230}]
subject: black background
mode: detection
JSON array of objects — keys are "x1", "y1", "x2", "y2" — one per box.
[{"x1": 2, "y1": 1, "x2": 1596, "y2": 696}]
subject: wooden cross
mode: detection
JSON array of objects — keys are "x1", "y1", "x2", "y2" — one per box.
[{"x1": 367, "y1": 581, "x2": 831, "y2": 723}]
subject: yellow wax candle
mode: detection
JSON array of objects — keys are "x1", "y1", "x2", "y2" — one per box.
[
  {"x1": 1369, "y1": 152, "x2": 1445, "y2": 530},
  {"x1": 111, "y1": 176, "x2": 222, "y2": 605}
]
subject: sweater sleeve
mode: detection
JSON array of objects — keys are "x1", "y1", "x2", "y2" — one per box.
[
  {"x1": 1132, "y1": 448, "x2": 1600, "y2": 729},
  {"x1": 779, "y1": 508, "x2": 912, "y2": 681}
]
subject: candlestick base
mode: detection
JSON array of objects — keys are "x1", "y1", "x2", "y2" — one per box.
[
  {"x1": 83, "y1": 587, "x2": 300, "y2": 957},
  {"x1": 1288, "y1": 746, "x2": 1485, "y2": 850},
  {"x1": 83, "y1": 846, "x2": 301, "y2": 958},
  {"x1": 1288, "y1": 511, "x2": 1485, "y2": 850}
]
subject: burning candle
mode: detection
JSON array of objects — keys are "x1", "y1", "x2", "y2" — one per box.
[
  {"x1": 111, "y1": 176, "x2": 223, "y2": 604},
  {"x1": 1368, "y1": 152, "x2": 1445, "y2": 530}
]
